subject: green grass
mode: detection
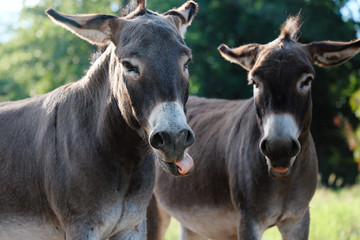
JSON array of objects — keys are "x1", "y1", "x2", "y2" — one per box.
[
  {"x1": 163, "y1": 185, "x2": 360, "y2": 240},
  {"x1": 164, "y1": 219, "x2": 181, "y2": 240}
]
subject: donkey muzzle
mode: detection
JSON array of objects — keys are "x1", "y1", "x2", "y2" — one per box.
[
  {"x1": 260, "y1": 114, "x2": 301, "y2": 178},
  {"x1": 148, "y1": 101, "x2": 195, "y2": 176},
  {"x1": 260, "y1": 137, "x2": 300, "y2": 179}
]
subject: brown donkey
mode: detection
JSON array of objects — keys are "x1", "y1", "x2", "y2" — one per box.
[
  {"x1": 0, "y1": 0, "x2": 198, "y2": 239},
  {"x1": 147, "y1": 16, "x2": 360, "y2": 240}
]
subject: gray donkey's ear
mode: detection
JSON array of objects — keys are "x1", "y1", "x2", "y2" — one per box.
[
  {"x1": 305, "y1": 39, "x2": 360, "y2": 67},
  {"x1": 164, "y1": 1, "x2": 198, "y2": 38},
  {"x1": 46, "y1": 8, "x2": 122, "y2": 45}
]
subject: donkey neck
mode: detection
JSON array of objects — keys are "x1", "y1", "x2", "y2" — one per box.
[{"x1": 76, "y1": 45, "x2": 146, "y2": 154}]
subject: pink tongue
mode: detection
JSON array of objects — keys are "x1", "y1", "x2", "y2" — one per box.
[
  {"x1": 272, "y1": 167, "x2": 289, "y2": 173},
  {"x1": 174, "y1": 153, "x2": 194, "y2": 175}
]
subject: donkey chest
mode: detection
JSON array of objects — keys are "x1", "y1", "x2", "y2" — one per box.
[
  {"x1": 97, "y1": 158, "x2": 156, "y2": 237},
  {"x1": 248, "y1": 185, "x2": 310, "y2": 228},
  {"x1": 169, "y1": 206, "x2": 238, "y2": 240},
  {"x1": 96, "y1": 196, "x2": 148, "y2": 238}
]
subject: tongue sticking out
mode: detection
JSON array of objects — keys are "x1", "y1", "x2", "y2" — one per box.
[
  {"x1": 174, "y1": 153, "x2": 194, "y2": 175},
  {"x1": 272, "y1": 167, "x2": 289, "y2": 173}
]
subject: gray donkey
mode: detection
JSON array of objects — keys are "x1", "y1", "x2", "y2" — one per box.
[
  {"x1": 148, "y1": 16, "x2": 360, "y2": 240},
  {"x1": 0, "y1": 0, "x2": 198, "y2": 239}
]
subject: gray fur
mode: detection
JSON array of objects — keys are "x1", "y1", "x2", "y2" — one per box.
[
  {"x1": 147, "y1": 16, "x2": 360, "y2": 240},
  {"x1": 0, "y1": 1, "x2": 198, "y2": 239}
]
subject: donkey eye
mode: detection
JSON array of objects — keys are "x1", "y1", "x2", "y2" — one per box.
[
  {"x1": 122, "y1": 60, "x2": 139, "y2": 74},
  {"x1": 184, "y1": 59, "x2": 191, "y2": 70},
  {"x1": 252, "y1": 80, "x2": 260, "y2": 89},
  {"x1": 300, "y1": 76, "x2": 313, "y2": 89},
  {"x1": 297, "y1": 74, "x2": 314, "y2": 93}
]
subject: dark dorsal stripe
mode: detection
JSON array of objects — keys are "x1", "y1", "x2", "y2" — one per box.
[{"x1": 46, "y1": 8, "x2": 82, "y2": 28}]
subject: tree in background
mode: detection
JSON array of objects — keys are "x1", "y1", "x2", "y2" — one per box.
[
  {"x1": 0, "y1": 0, "x2": 126, "y2": 100},
  {"x1": 0, "y1": 0, "x2": 359, "y2": 186}
]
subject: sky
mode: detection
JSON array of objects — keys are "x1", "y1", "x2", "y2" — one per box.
[
  {"x1": 1, "y1": 0, "x2": 23, "y2": 12},
  {"x1": 1, "y1": 0, "x2": 360, "y2": 42},
  {"x1": 0, "y1": 0, "x2": 40, "y2": 42},
  {"x1": 341, "y1": 0, "x2": 360, "y2": 21}
]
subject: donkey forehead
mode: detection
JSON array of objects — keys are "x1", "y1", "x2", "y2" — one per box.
[
  {"x1": 116, "y1": 15, "x2": 189, "y2": 57},
  {"x1": 252, "y1": 41, "x2": 314, "y2": 79}
]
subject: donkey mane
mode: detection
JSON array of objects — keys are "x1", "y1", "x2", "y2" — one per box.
[
  {"x1": 280, "y1": 14, "x2": 302, "y2": 41},
  {"x1": 91, "y1": 47, "x2": 106, "y2": 64}
]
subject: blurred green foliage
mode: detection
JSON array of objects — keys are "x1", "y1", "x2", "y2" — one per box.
[
  {"x1": 0, "y1": 0, "x2": 129, "y2": 100},
  {"x1": 1, "y1": 0, "x2": 360, "y2": 186}
]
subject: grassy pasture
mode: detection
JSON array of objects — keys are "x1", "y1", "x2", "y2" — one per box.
[{"x1": 163, "y1": 184, "x2": 360, "y2": 240}]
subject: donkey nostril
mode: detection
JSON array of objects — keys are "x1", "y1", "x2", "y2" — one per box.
[
  {"x1": 150, "y1": 132, "x2": 169, "y2": 149},
  {"x1": 289, "y1": 139, "x2": 301, "y2": 157},
  {"x1": 260, "y1": 139, "x2": 268, "y2": 156},
  {"x1": 150, "y1": 129, "x2": 194, "y2": 150},
  {"x1": 184, "y1": 129, "x2": 195, "y2": 147},
  {"x1": 177, "y1": 129, "x2": 195, "y2": 147}
]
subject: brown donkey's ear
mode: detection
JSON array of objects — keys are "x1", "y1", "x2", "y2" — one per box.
[
  {"x1": 305, "y1": 39, "x2": 360, "y2": 67},
  {"x1": 218, "y1": 43, "x2": 262, "y2": 71},
  {"x1": 164, "y1": 1, "x2": 198, "y2": 38},
  {"x1": 46, "y1": 8, "x2": 121, "y2": 46}
]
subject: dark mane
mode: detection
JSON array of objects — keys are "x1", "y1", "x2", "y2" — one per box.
[{"x1": 280, "y1": 14, "x2": 302, "y2": 41}]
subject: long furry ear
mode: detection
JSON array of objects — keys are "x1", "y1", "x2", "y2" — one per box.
[
  {"x1": 136, "y1": 0, "x2": 146, "y2": 11},
  {"x1": 306, "y1": 39, "x2": 360, "y2": 67},
  {"x1": 46, "y1": 8, "x2": 121, "y2": 45},
  {"x1": 218, "y1": 43, "x2": 262, "y2": 71},
  {"x1": 164, "y1": 1, "x2": 198, "y2": 38}
]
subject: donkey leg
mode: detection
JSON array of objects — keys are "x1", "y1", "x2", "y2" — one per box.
[
  {"x1": 179, "y1": 225, "x2": 207, "y2": 240},
  {"x1": 277, "y1": 208, "x2": 310, "y2": 240},
  {"x1": 147, "y1": 195, "x2": 171, "y2": 240}
]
